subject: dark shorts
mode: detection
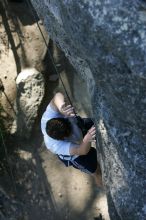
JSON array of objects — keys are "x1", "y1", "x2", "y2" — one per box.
[
  {"x1": 71, "y1": 147, "x2": 97, "y2": 174},
  {"x1": 58, "y1": 147, "x2": 98, "y2": 174},
  {"x1": 58, "y1": 117, "x2": 97, "y2": 174}
]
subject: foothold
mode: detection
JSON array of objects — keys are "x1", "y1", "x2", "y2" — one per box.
[{"x1": 58, "y1": 192, "x2": 63, "y2": 197}]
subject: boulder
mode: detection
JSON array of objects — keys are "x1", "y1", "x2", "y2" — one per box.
[
  {"x1": 30, "y1": 1, "x2": 146, "y2": 219},
  {"x1": 16, "y1": 68, "x2": 44, "y2": 138}
]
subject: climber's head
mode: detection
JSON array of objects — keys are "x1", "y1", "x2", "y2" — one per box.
[{"x1": 46, "y1": 118, "x2": 72, "y2": 140}]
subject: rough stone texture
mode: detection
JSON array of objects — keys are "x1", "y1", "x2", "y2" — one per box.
[
  {"x1": 30, "y1": 0, "x2": 146, "y2": 219},
  {"x1": 0, "y1": 188, "x2": 24, "y2": 219},
  {"x1": 16, "y1": 68, "x2": 44, "y2": 138}
]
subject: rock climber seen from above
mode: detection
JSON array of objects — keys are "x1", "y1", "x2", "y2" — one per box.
[{"x1": 41, "y1": 92, "x2": 102, "y2": 187}]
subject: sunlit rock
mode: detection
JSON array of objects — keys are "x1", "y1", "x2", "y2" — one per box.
[
  {"x1": 30, "y1": 1, "x2": 146, "y2": 219},
  {"x1": 16, "y1": 68, "x2": 44, "y2": 138}
]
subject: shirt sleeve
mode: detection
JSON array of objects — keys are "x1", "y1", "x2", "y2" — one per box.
[
  {"x1": 45, "y1": 103, "x2": 62, "y2": 119},
  {"x1": 44, "y1": 136, "x2": 72, "y2": 155},
  {"x1": 54, "y1": 141, "x2": 71, "y2": 155}
]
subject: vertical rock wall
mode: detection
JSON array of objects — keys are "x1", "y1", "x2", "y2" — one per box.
[{"x1": 30, "y1": 0, "x2": 146, "y2": 219}]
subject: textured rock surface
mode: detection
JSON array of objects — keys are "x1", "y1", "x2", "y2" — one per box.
[
  {"x1": 30, "y1": 0, "x2": 146, "y2": 219},
  {"x1": 0, "y1": 188, "x2": 24, "y2": 219},
  {"x1": 16, "y1": 68, "x2": 44, "y2": 138}
]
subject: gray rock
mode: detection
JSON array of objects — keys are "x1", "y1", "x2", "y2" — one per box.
[
  {"x1": 30, "y1": 1, "x2": 146, "y2": 219},
  {"x1": 16, "y1": 68, "x2": 44, "y2": 138}
]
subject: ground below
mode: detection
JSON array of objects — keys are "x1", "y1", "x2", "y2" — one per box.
[{"x1": 0, "y1": 1, "x2": 109, "y2": 219}]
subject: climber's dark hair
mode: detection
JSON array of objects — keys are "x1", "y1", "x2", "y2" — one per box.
[{"x1": 46, "y1": 118, "x2": 72, "y2": 140}]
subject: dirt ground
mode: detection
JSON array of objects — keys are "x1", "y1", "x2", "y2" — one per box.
[{"x1": 0, "y1": 1, "x2": 110, "y2": 219}]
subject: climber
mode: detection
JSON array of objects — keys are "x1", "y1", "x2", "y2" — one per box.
[{"x1": 41, "y1": 92, "x2": 102, "y2": 187}]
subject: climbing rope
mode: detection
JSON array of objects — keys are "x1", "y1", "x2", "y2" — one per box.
[
  {"x1": 0, "y1": 0, "x2": 97, "y2": 200},
  {"x1": 25, "y1": 0, "x2": 98, "y2": 136},
  {"x1": 26, "y1": 0, "x2": 77, "y2": 116}
]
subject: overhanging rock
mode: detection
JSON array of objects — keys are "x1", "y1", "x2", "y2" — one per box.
[{"x1": 30, "y1": 1, "x2": 146, "y2": 219}]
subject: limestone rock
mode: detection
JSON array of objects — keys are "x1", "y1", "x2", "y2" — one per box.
[
  {"x1": 30, "y1": 1, "x2": 146, "y2": 219},
  {"x1": 16, "y1": 68, "x2": 44, "y2": 138}
]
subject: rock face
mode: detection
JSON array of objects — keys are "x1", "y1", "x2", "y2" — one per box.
[
  {"x1": 30, "y1": 1, "x2": 146, "y2": 219},
  {"x1": 16, "y1": 68, "x2": 44, "y2": 138}
]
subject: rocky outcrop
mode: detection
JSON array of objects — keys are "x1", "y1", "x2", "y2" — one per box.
[
  {"x1": 30, "y1": 1, "x2": 146, "y2": 219},
  {"x1": 16, "y1": 68, "x2": 44, "y2": 138}
]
